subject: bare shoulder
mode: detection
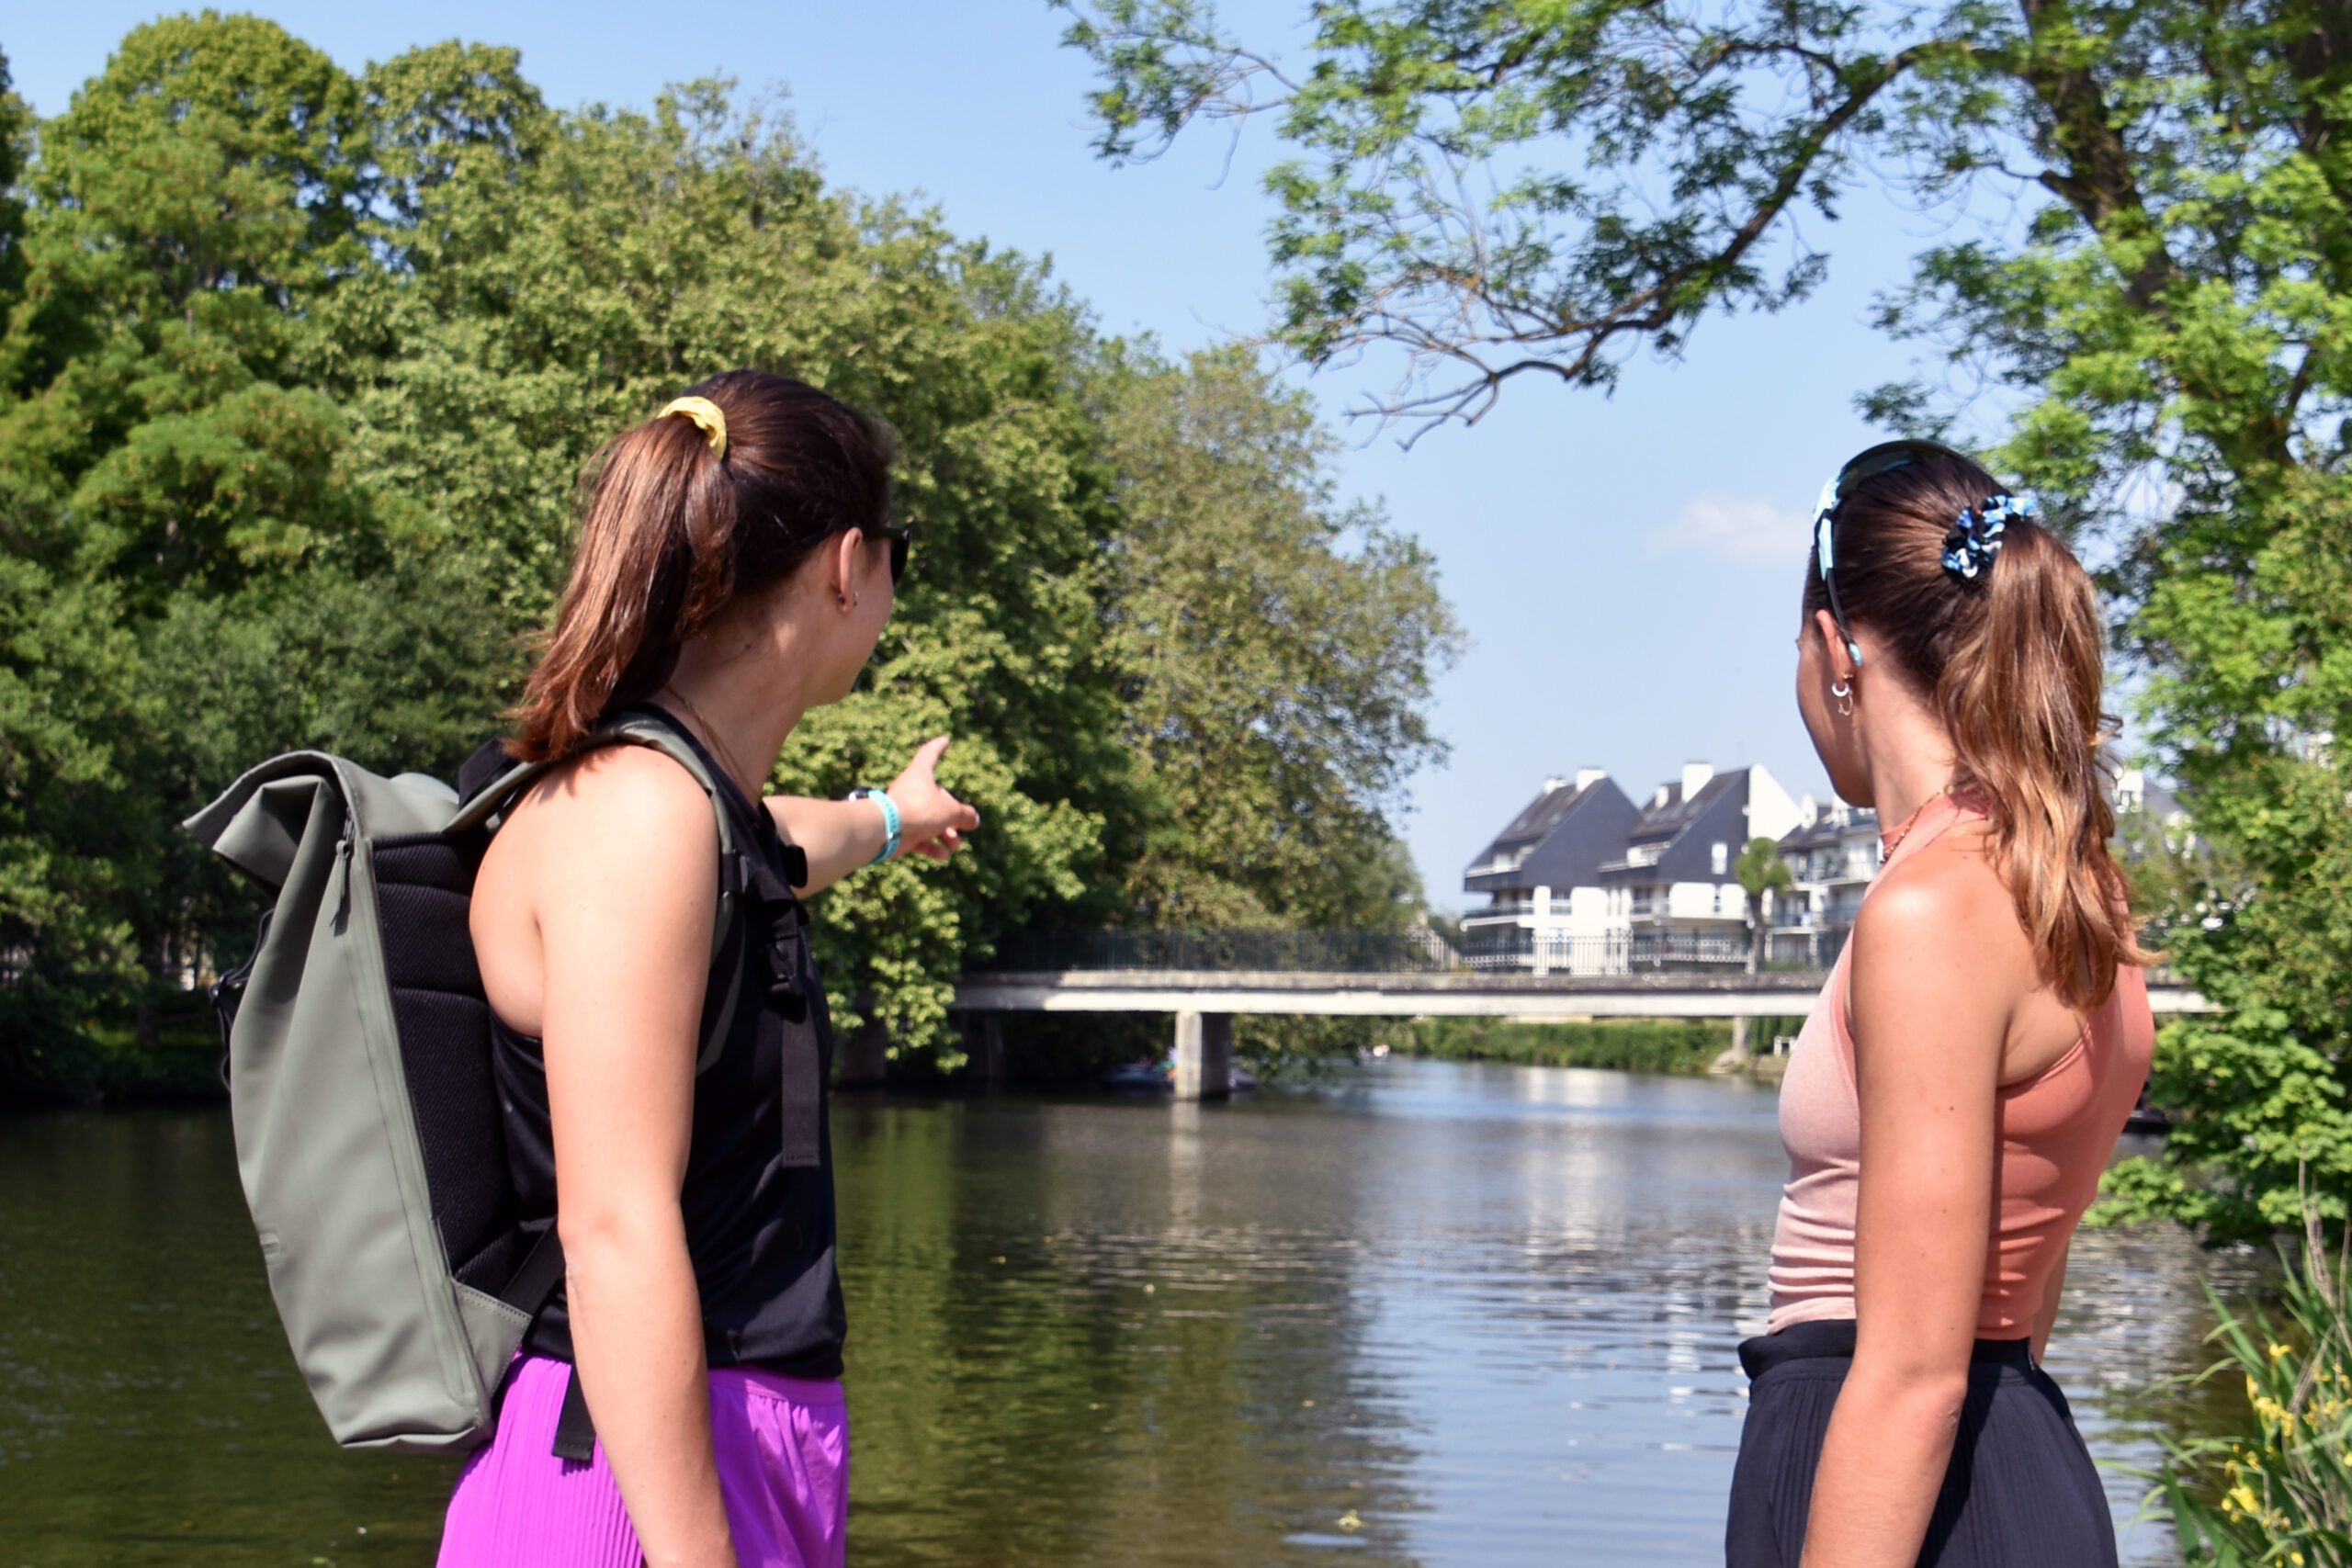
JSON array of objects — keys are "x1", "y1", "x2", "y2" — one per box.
[
  {"x1": 1852, "y1": 826, "x2": 2021, "y2": 959},
  {"x1": 1849, "y1": 825, "x2": 2037, "y2": 1067},
  {"x1": 500, "y1": 744, "x2": 718, "y2": 881}
]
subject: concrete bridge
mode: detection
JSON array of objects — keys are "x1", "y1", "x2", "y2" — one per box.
[{"x1": 951, "y1": 967, "x2": 2216, "y2": 1100}]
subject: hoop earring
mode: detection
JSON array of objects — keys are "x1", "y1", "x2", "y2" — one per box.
[{"x1": 1832, "y1": 678, "x2": 1854, "y2": 717}]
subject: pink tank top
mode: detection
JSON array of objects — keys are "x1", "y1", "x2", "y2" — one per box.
[{"x1": 1765, "y1": 795, "x2": 2154, "y2": 1336}]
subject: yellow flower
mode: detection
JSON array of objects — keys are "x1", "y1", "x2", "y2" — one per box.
[{"x1": 2271, "y1": 1342, "x2": 2293, "y2": 1360}]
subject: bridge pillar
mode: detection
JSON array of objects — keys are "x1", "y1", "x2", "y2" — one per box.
[
  {"x1": 1172, "y1": 1010, "x2": 1234, "y2": 1100},
  {"x1": 969, "y1": 1012, "x2": 1004, "y2": 1088}
]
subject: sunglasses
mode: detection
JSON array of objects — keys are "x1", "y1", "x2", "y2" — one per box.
[
  {"x1": 1810, "y1": 438, "x2": 1971, "y2": 667},
  {"x1": 857, "y1": 524, "x2": 911, "y2": 584}
]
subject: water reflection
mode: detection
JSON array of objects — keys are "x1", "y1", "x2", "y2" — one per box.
[
  {"x1": 0, "y1": 1108, "x2": 459, "y2": 1565},
  {"x1": 0, "y1": 1062, "x2": 2236, "y2": 1565},
  {"x1": 834, "y1": 1062, "x2": 2224, "y2": 1567}
]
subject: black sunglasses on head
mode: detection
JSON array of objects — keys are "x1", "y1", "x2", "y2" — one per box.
[{"x1": 856, "y1": 524, "x2": 910, "y2": 584}]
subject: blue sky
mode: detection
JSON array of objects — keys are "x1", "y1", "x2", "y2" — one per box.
[{"x1": 9, "y1": 3, "x2": 1998, "y2": 912}]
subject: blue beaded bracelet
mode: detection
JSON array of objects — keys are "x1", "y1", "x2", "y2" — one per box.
[{"x1": 848, "y1": 787, "x2": 899, "y2": 865}]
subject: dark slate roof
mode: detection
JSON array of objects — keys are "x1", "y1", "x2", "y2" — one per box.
[
  {"x1": 1463, "y1": 775, "x2": 1642, "y2": 895},
  {"x1": 1778, "y1": 805, "x2": 1878, "y2": 855},
  {"x1": 1600, "y1": 769, "x2": 1759, "y2": 886}
]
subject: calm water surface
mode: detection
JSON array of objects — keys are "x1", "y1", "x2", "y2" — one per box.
[{"x1": 1, "y1": 1060, "x2": 2229, "y2": 1565}]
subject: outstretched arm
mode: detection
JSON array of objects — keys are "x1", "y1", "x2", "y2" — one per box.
[{"x1": 766, "y1": 736, "x2": 980, "y2": 893}]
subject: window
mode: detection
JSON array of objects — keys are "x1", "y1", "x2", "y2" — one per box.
[{"x1": 1711, "y1": 841, "x2": 1729, "y2": 875}]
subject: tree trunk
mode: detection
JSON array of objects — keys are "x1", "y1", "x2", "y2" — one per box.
[{"x1": 837, "y1": 1009, "x2": 890, "y2": 1087}]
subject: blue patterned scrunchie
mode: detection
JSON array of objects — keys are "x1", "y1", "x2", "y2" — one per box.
[{"x1": 1941, "y1": 493, "x2": 2035, "y2": 582}]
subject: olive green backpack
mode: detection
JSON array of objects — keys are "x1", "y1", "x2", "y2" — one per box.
[{"x1": 184, "y1": 716, "x2": 761, "y2": 1453}]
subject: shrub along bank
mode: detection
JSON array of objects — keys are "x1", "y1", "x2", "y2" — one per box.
[{"x1": 1403, "y1": 1018, "x2": 1735, "y2": 1076}]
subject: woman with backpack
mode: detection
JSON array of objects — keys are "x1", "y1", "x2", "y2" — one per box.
[
  {"x1": 1724, "y1": 442, "x2": 2154, "y2": 1567},
  {"x1": 439, "y1": 371, "x2": 979, "y2": 1568}
]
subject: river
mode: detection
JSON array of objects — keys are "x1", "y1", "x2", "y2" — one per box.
[{"x1": 0, "y1": 1059, "x2": 2230, "y2": 1565}]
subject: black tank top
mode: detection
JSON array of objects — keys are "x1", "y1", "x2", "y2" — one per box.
[{"x1": 488, "y1": 707, "x2": 845, "y2": 1379}]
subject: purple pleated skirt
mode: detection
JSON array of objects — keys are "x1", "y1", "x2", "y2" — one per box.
[{"x1": 435, "y1": 1355, "x2": 848, "y2": 1568}]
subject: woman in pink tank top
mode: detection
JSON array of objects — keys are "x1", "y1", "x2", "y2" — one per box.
[{"x1": 1724, "y1": 441, "x2": 2154, "y2": 1568}]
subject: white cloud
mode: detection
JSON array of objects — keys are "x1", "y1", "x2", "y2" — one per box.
[{"x1": 1649, "y1": 493, "x2": 1813, "y2": 566}]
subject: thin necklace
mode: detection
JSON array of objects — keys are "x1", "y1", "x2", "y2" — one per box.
[
  {"x1": 662, "y1": 683, "x2": 761, "y2": 798},
  {"x1": 1882, "y1": 785, "x2": 1955, "y2": 861}
]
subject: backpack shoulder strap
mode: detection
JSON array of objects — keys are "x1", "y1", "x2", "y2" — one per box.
[
  {"x1": 447, "y1": 717, "x2": 757, "y2": 1032},
  {"x1": 443, "y1": 718, "x2": 743, "y2": 865}
]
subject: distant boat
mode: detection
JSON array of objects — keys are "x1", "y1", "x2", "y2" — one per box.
[
  {"x1": 2123, "y1": 1074, "x2": 2169, "y2": 1134},
  {"x1": 1097, "y1": 1059, "x2": 1259, "y2": 1093},
  {"x1": 1101, "y1": 1058, "x2": 1171, "y2": 1090}
]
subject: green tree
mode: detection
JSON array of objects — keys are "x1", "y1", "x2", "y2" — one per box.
[
  {"x1": 0, "y1": 49, "x2": 29, "y2": 317},
  {"x1": 1060, "y1": 0, "x2": 2352, "y2": 1233},
  {"x1": 0, "y1": 17, "x2": 1455, "y2": 1089},
  {"x1": 1734, "y1": 836, "x2": 1793, "y2": 977},
  {"x1": 0, "y1": 16, "x2": 424, "y2": 1058},
  {"x1": 1099, "y1": 344, "x2": 1459, "y2": 929}
]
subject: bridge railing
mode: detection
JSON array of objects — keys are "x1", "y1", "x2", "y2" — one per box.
[
  {"x1": 983, "y1": 928, "x2": 1800, "y2": 976},
  {"x1": 984, "y1": 928, "x2": 1467, "y2": 974}
]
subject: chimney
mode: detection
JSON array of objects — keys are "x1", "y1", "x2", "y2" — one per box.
[
  {"x1": 1682, "y1": 761, "x2": 1714, "y2": 801},
  {"x1": 1576, "y1": 766, "x2": 1607, "y2": 791},
  {"x1": 1542, "y1": 775, "x2": 1567, "y2": 795}
]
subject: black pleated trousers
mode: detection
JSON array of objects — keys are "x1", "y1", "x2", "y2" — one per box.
[{"x1": 1725, "y1": 1319, "x2": 2118, "y2": 1568}]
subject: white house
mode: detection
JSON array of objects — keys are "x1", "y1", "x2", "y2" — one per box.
[
  {"x1": 1462, "y1": 761, "x2": 1803, "y2": 972},
  {"x1": 1460, "y1": 768, "x2": 1640, "y2": 971},
  {"x1": 1771, "y1": 796, "x2": 1881, "y2": 967},
  {"x1": 1597, "y1": 763, "x2": 1804, "y2": 959}
]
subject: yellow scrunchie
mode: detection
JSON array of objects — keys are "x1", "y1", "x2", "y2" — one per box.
[{"x1": 659, "y1": 395, "x2": 728, "y2": 459}]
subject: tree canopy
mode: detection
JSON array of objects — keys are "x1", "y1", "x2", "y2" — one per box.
[
  {"x1": 0, "y1": 17, "x2": 1455, "y2": 1094},
  {"x1": 1059, "y1": 0, "x2": 2352, "y2": 1238}
]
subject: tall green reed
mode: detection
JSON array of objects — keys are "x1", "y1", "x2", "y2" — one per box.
[{"x1": 2158, "y1": 1209, "x2": 2352, "y2": 1566}]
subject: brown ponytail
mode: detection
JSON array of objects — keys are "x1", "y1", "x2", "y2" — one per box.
[
  {"x1": 510, "y1": 370, "x2": 897, "y2": 761},
  {"x1": 1804, "y1": 450, "x2": 2149, "y2": 1009}
]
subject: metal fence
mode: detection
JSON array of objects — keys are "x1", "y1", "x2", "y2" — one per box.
[
  {"x1": 983, "y1": 928, "x2": 1815, "y2": 976},
  {"x1": 1471, "y1": 931, "x2": 1766, "y2": 974},
  {"x1": 982, "y1": 925, "x2": 2186, "y2": 987},
  {"x1": 982, "y1": 928, "x2": 1466, "y2": 974}
]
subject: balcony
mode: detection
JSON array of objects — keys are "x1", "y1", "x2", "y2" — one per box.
[
  {"x1": 1764, "y1": 924, "x2": 1851, "y2": 969},
  {"x1": 1472, "y1": 899, "x2": 1536, "y2": 920},
  {"x1": 1468, "y1": 929, "x2": 1758, "y2": 975}
]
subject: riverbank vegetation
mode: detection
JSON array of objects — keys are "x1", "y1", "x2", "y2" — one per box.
[
  {"x1": 0, "y1": 20, "x2": 1456, "y2": 1100},
  {"x1": 2152, "y1": 1221, "x2": 2352, "y2": 1565},
  {"x1": 1404, "y1": 1018, "x2": 1732, "y2": 1076}
]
